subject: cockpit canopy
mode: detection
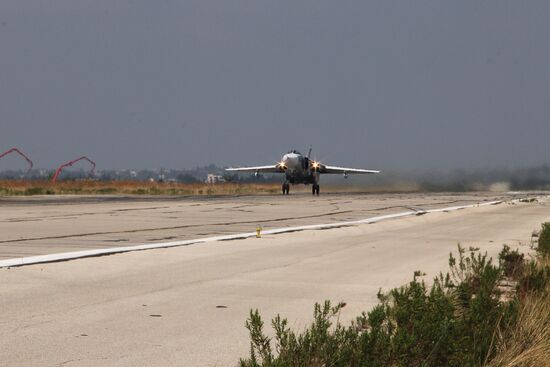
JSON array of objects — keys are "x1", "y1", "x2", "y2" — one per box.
[{"x1": 287, "y1": 150, "x2": 301, "y2": 155}]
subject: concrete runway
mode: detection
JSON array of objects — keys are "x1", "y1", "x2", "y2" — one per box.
[
  {"x1": 0, "y1": 192, "x2": 525, "y2": 259},
  {"x1": 0, "y1": 193, "x2": 548, "y2": 366}
]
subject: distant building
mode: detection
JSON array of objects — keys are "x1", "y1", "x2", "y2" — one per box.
[{"x1": 206, "y1": 174, "x2": 226, "y2": 184}]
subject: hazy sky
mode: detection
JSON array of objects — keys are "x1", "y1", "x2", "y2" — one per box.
[{"x1": 1, "y1": 1, "x2": 549, "y2": 170}]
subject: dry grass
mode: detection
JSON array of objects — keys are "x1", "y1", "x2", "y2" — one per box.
[
  {"x1": 486, "y1": 294, "x2": 550, "y2": 367},
  {"x1": 486, "y1": 257, "x2": 550, "y2": 367},
  {"x1": 0, "y1": 179, "x2": 412, "y2": 196},
  {"x1": 0, "y1": 179, "x2": 283, "y2": 196}
]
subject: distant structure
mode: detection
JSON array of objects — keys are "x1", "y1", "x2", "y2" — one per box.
[
  {"x1": 206, "y1": 174, "x2": 226, "y2": 184},
  {"x1": 52, "y1": 156, "x2": 96, "y2": 182},
  {"x1": 0, "y1": 147, "x2": 33, "y2": 173}
]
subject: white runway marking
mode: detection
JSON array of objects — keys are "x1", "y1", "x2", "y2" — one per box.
[{"x1": 0, "y1": 200, "x2": 504, "y2": 268}]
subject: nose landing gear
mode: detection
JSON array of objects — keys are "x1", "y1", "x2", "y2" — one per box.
[
  {"x1": 282, "y1": 182, "x2": 290, "y2": 195},
  {"x1": 312, "y1": 184, "x2": 320, "y2": 195}
]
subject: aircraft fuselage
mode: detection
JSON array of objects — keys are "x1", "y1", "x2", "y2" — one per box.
[{"x1": 280, "y1": 152, "x2": 319, "y2": 185}]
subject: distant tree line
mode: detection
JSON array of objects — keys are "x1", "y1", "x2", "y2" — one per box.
[
  {"x1": 0, "y1": 164, "x2": 278, "y2": 184},
  {"x1": 1, "y1": 164, "x2": 550, "y2": 190}
]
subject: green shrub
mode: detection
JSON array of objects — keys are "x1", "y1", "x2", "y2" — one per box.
[
  {"x1": 149, "y1": 187, "x2": 162, "y2": 195},
  {"x1": 239, "y1": 246, "x2": 525, "y2": 367},
  {"x1": 24, "y1": 187, "x2": 44, "y2": 195},
  {"x1": 537, "y1": 222, "x2": 550, "y2": 256},
  {"x1": 498, "y1": 245, "x2": 525, "y2": 278},
  {"x1": 518, "y1": 260, "x2": 550, "y2": 296},
  {"x1": 0, "y1": 188, "x2": 17, "y2": 196},
  {"x1": 519, "y1": 198, "x2": 537, "y2": 203},
  {"x1": 96, "y1": 187, "x2": 117, "y2": 194}
]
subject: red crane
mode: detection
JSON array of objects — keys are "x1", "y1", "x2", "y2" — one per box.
[
  {"x1": 0, "y1": 147, "x2": 34, "y2": 173},
  {"x1": 52, "y1": 156, "x2": 96, "y2": 182}
]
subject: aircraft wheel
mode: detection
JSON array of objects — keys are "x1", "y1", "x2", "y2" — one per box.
[
  {"x1": 312, "y1": 184, "x2": 320, "y2": 195},
  {"x1": 282, "y1": 183, "x2": 290, "y2": 195}
]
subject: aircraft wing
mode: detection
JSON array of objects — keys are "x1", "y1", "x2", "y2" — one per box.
[
  {"x1": 320, "y1": 165, "x2": 380, "y2": 175},
  {"x1": 225, "y1": 165, "x2": 283, "y2": 173}
]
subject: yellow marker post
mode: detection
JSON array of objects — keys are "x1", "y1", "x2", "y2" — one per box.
[{"x1": 256, "y1": 226, "x2": 262, "y2": 238}]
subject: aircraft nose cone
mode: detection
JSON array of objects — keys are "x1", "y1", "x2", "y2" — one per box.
[{"x1": 285, "y1": 157, "x2": 300, "y2": 171}]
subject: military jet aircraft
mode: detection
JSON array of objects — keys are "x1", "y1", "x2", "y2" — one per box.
[{"x1": 226, "y1": 148, "x2": 380, "y2": 195}]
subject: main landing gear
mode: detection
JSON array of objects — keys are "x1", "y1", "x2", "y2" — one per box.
[
  {"x1": 281, "y1": 182, "x2": 320, "y2": 195},
  {"x1": 282, "y1": 182, "x2": 290, "y2": 195},
  {"x1": 312, "y1": 184, "x2": 320, "y2": 196}
]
